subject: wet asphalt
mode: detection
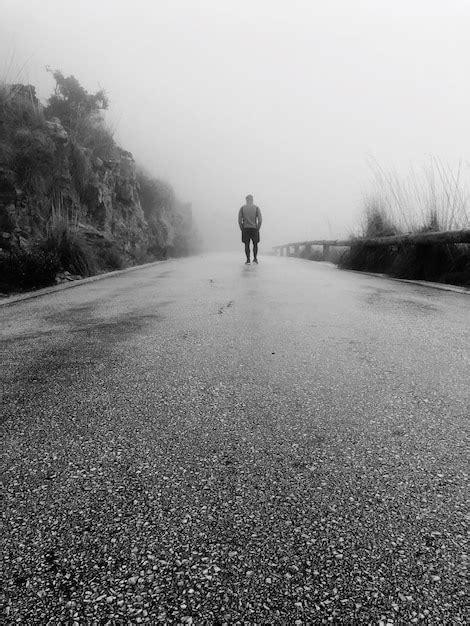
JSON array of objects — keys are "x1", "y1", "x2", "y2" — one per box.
[{"x1": 1, "y1": 253, "x2": 469, "y2": 624}]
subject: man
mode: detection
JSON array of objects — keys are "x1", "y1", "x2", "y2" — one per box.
[{"x1": 238, "y1": 194, "x2": 262, "y2": 264}]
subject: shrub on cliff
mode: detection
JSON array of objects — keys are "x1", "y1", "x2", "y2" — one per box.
[
  {"x1": 46, "y1": 69, "x2": 116, "y2": 162},
  {"x1": 45, "y1": 69, "x2": 108, "y2": 140}
]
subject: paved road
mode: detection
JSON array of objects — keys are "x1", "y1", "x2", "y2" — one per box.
[{"x1": 1, "y1": 254, "x2": 468, "y2": 624}]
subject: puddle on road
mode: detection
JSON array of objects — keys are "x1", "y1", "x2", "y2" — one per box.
[
  {"x1": 362, "y1": 287, "x2": 440, "y2": 316},
  {"x1": 44, "y1": 302, "x2": 172, "y2": 330},
  {"x1": 398, "y1": 299, "x2": 439, "y2": 313},
  {"x1": 58, "y1": 313, "x2": 167, "y2": 344}
]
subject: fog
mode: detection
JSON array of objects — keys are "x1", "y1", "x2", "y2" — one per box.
[{"x1": 2, "y1": 0, "x2": 470, "y2": 251}]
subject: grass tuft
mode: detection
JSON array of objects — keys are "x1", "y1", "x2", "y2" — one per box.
[
  {"x1": 39, "y1": 196, "x2": 97, "y2": 277},
  {"x1": 363, "y1": 157, "x2": 469, "y2": 233}
]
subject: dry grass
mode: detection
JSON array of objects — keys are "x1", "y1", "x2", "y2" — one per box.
[
  {"x1": 338, "y1": 159, "x2": 470, "y2": 286},
  {"x1": 363, "y1": 157, "x2": 470, "y2": 234}
]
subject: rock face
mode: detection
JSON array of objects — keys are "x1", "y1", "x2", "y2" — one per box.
[
  {"x1": 45, "y1": 117, "x2": 68, "y2": 143},
  {"x1": 0, "y1": 168, "x2": 24, "y2": 251},
  {"x1": 0, "y1": 83, "x2": 198, "y2": 262},
  {"x1": 84, "y1": 148, "x2": 148, "y2": 257}
]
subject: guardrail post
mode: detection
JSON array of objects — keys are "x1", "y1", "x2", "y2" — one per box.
[
  {"x1": 323, "y1": 244, "x2": 330, "y2": 261},
  {"x1": 294, "y1": 244, "x2": 300, "y2": 257}
]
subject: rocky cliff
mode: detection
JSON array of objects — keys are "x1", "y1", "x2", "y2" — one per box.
[{"x1": 0, "y1": 80, "x2": 198, "y2": 290}]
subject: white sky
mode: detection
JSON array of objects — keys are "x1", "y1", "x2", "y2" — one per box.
[{"x1": 1, "y1": 0, "x2": 470, "y2": 249}]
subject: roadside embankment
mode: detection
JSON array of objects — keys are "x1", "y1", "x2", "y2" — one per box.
[{"x1": 338, "y1": 234, "x2": 470, "y2": 288}]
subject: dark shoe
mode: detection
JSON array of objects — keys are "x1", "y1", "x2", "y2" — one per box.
[
  {"x1": 245, "y1": 260, "x2": 251, "y2": 264},
  {"x1": 253, "y1": 258, "x2": 258, "y2": 264}
]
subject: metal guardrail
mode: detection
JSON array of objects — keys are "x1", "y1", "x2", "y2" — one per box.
[{"x1": 273, "y1": 230, "x2": 470, "y2": 261}]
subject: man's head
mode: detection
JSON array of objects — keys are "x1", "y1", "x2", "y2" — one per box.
[{"x1": 246, "y1": 194, "x2": 254, "y2": 205}]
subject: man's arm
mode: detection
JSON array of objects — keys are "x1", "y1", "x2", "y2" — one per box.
[
  {"x1": 238, "y1": 207, "x2": 244, "y2": 230},
  {"x1": 256, "y1": 206, "x2": 262, "y2": 229}
]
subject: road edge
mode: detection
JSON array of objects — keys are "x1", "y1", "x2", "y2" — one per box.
[
  {"x1": 0, "y1": 259, "x2": 167, "y2": 307},
  {"x1": 338, "y1": 267, "x2": 470, "y2": 295},
  {"x1": 280, "y1": 256, "x2": 470, "y2": 295}
]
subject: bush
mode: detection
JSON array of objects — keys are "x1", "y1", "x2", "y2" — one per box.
[
  {"x1": 362, "y1": 198, "x2": 400, "y2": 238},
  {"x1": 340, "y1": 243, "x2": 396, "y2": 274},
  {"x1": 389, "y1": 243, "x2": 450, "y2": 281},
  {"x1": 45, "y1": 69, "x2": 108, "y2": 139},
  {"x1": 442, "y1": 245, "x2": 470, "y2": 286},
  {"x1": 0, "y1": 227, "x2": 126, "y2": 293},
  {"x1": 45, "y1": 69, "x2": 116, "y2": 160},
  {"x1": 93, "y1": 241, "x2": 125, "y2": 271},
  {"x1": 339, "y1": 242, "x2": 470, "y2": 286},
  {"x1": 0, "y1": 248, "x2": 60, "y2": 292}
]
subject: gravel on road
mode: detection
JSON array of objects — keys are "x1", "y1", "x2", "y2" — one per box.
[{"x1": 1, "y1": 254, "x2": 468, "y2": 624}]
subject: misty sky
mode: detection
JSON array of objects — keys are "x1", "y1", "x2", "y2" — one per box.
[{"x1": 1, "y1": 0, "x2": 470, "y2": 250}]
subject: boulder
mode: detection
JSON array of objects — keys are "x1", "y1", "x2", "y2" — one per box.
[{"x1": 45, "y1": 117, "x2": 68, "y2": 143}]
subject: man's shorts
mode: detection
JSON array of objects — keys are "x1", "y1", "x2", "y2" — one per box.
[{"x1": 241, "y1": 227, "x2": 260, "y2": 244}]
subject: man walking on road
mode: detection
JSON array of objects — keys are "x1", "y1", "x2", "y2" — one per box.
[{"x1": 238, "y1": 194, "x2": 262, "y2": 264}]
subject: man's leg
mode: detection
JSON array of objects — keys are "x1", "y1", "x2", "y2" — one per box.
[
  {"x1": 242, "y1": 229, "x2": 250, "y2": 263},
  {"x1": 253, "y1": 229, "x2": 259, "y2": 262}
]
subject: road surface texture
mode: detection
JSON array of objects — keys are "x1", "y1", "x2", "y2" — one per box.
[{"x1": 1, "y1": 254, "x2": 468, "y2": 624}]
